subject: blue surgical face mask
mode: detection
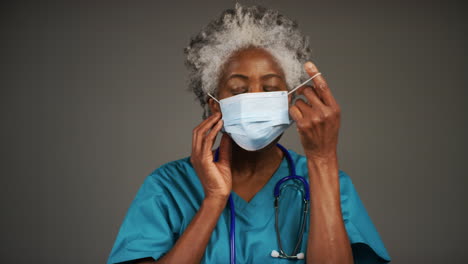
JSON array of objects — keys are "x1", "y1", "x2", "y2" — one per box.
[
  {"x1": 207, "y1": 75, "x2": 317, "y2": 151},
  {"x1": 209, "y1": 91, "x2": 291, "y2": 151}
]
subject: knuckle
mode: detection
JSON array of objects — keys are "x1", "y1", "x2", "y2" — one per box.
[
  {"x1": 303, "y1": 87, "x2": 313, "y2": 95},
  {"x1": 206, "y1": 132, "x2": 216, "y2": 141},
  {"x1": 317, "y1": 83, "x2": 328, "y2": 90},
  {"x1": 198, "y1": 128, "x2": 208, "y2": 137},
  {"x1": 322, "y1": 111, "x2": 332, "y2": 119},
  {"x1": 311, "y1": 116, "x2": 323, "y2": 124},
  {"x1": 296, "y1": 121, "x2": 306, "y2": 130},
  {"x1": 200, "y1": 136, "x2": 207, "y2": 145},
  {"x1": 335, "y1": 106, "x2": 342, "y2": 115},
  {"x1": 300, "y1": 120, "x2": 313, "y2": 129},
  {"x1": 326, "y1": 106, "x2": 340, "y2": 118}
]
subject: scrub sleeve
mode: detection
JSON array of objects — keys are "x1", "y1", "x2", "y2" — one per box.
[
  {"x1": 339, "y1": 170, "x2": 392, "y2": 263},
  {"x1": 106, "y1": 176, "x2": 175, "y2": 264}
]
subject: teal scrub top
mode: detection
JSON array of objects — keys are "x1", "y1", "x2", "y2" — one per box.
[{"x1": 107, "y1": 148, "x2": 391, "y2": 264}]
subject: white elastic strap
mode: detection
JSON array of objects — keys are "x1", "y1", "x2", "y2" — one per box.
[
  {"x1": 207, "y1": 93, "x2": 219, "y2": 103},
  {"x1": 287, "y1": 72, "x2": 322, "y2": 95}
]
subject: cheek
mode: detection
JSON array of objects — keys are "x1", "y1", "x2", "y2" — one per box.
[{"x1": 217, "y1": 89, "x2": 232, "y2": 100}]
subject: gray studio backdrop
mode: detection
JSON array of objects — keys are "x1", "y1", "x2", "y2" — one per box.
[{"x1": 1, "y1": 0, "x2": 466, "y2": 263}]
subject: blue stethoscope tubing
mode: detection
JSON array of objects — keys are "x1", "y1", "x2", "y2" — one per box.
[{"x1": 214, "y1": 143, "x2": 310, "y2": 264}]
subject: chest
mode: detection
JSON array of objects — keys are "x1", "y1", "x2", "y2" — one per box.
[{"x1": 182, "y1": 182, "x2": 310, "y2": 263}]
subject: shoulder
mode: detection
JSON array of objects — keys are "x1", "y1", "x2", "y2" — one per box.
[
  {"x1": 137, "y1": 156, "x2": 199, "y2": 198},
  {"x1": 149, "y1": 156, "x2": 194, "y2": 181}
]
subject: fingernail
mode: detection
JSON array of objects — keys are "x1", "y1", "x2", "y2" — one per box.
[{"x1": 305, "y1": 62, "x2": 317, "y2": 72}]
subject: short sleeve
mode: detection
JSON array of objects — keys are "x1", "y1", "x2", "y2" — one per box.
[
  {"x1": 339, "y1": 170, "x2": 392, "y2": 264},
  {"x1": 107, "y1": 174, "x2": 175, "y2": 264}
]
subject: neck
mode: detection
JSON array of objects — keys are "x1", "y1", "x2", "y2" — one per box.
[{"x1": 231, "y1": 141, "x2": 284, "y2": 180}]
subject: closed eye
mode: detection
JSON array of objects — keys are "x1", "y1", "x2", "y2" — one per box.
[
  {"x1": 263, "y1": 86, "x2": 280, "y2": 91},
  {"x1": 232, "y1": 87, "x2": 248, "y2": 95}
]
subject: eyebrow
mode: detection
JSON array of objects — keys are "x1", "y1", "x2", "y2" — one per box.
[
  {"x1": 226, "y1": 73, "x2": 284, "y2": 81},
  {"x1": 226, "y1": 74, "x2": 249, "y2": 80},
  {"x1": 261, "y1": 73, "x2": 284, "y2": 80}
]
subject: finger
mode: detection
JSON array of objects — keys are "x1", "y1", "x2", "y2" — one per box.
[
  {"x1": 193, "y1": 114, "x2": 217, "y2": 155},
  {"x1": 301, "y1": 86, "x2": 326, "y2": 110},
  {"x1": 197, "y1": 112, "x2": 221, "y2": 134},
  {"x1": 217, "y1": 133, "x2": 232, "y2": 167},
  {"x1": 295, "y1": 99, "x2": 325, "y2": 126},
  {"x1": 202, "y1": 119, "x2": 223, "y2": 157},
  {"x1": 296, "y1": 84, "x2": 314, "y2": 96},
  {"x1": 289, "y1": 105, "x2": 304, "y2": 122},
  {"x1": 304, "y1": 61, "x2": 338, "y2": 107},
  {"x1": 193, "y1": 112, "x2": 221, "y2": 155},
  {"x1": 295, "y1": 98, "x2": 314, "y2": 114}
]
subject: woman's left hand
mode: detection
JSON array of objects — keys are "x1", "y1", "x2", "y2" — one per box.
[{"x1": 289, "y1": 61, "x2": 341, "y2": 161}]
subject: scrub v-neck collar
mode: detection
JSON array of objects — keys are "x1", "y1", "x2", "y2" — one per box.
[{"x1": 230, "y1": 150, "x2": 290, "y2": 215}]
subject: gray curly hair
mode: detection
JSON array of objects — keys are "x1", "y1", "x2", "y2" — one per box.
[{"x1": 184, "y1": 3, "x2": 313, "y2": 119}]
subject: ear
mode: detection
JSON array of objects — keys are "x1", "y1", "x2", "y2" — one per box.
[
  {"x1": 288, "y1": 93, "x2": 294, "y2": 106},
  {"x1": 208, "y1": 97, "x2": 221, "y2": 114}
]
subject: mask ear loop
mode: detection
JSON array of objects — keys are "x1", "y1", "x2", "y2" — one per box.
[
  {"x1": 207, "y1": 93, "x2": 220, "y2": 103},
  {"x1": 287, "y1": 72, "x2": 322, "y2": 95}
]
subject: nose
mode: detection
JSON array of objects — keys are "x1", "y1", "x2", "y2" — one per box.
[{"x1": 248, "y1": 80, "x2": 263, "y2": 93}]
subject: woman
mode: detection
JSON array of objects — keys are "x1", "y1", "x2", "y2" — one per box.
[{"x1": 107, "y1": 3, "x2": 391, "y2": 264}]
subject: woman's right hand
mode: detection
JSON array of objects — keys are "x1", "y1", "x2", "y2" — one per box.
[
  {"x1": 149, "y1": 113, "x2": 232, "y2": 264},
  {"x1": 190, "y1": 112, "x2": 232, "y2": 201}
]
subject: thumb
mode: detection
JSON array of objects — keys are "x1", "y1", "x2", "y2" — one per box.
[{"x1": 218, "y1": 133, "x2": 232, "y2": 167}]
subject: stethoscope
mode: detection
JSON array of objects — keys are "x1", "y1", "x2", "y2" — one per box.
[{"x1": 214, "y1": 143, "x2": 310, "y2": 264}]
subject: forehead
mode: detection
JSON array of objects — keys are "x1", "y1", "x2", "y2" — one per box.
[{"x1": 221, "y1": 47, "x2": 285, "y2": 76}]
